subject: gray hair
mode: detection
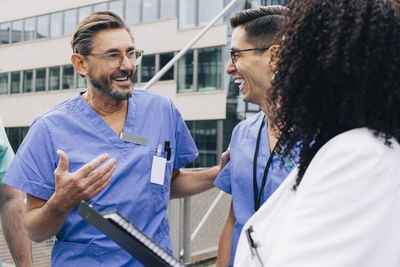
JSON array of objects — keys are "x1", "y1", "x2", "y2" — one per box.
[{"x1": 71, "y1": 10, "x2": 134, "y2": 54}]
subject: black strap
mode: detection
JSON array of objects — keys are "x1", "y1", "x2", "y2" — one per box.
[{"x1": 253, "y1": 116, "x2": 278, "y2": 212}]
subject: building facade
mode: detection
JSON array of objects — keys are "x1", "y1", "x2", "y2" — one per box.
[{"x1": 0, "y1": 0, "x2": 288, "y2": 265}]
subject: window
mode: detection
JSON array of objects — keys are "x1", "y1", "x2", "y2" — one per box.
[
  {"x1": 109, "y1": 0, "x2": 124, "y2": 18},
  {"x1": 177, "y1": 46, "x2": 223, "y2": 93},
  {"x1": 177, "y1": 50, "x2": 194, "y2": 92},
  {"x1": 78, "y1": 6, "x2": 92, "y2": 23},
  {"x1": 35, "y1": 68, "x2": 46, "y2": 92},
  {"x1": 179, "y1": 0, "x2": 195, "y2": 28},
  {"x1": 159, "y1": 52, "x2": 174, "y2": 81},
  {"x1": 23, "y1": 70, "x2": 33, "y2": 93},
  {"x1": 248, "y1": 0, "x2": 290, "y2": 7},
  {"x1": 37, "y1": 15, "x2": 49, "y2": 39},
  {"x1": 50, "y1": 12, "x2": 63, "y2": 37},
  {"x1": 62, "y1": 65, "x2": 74, "y2": 89},
  {"x1": 64, "y1": 9, "x2": 77, "y2": 35},
  {"x1": 24, "y1": 17, "x2": 36, "y2": 41},
  {"x1": 141, "y1": 55, "x2": 155, "y2": 83},
  {"x1": 76, "y1": 72, "x2": 86, "y2": 89},
  {"x1": 179, "y1": 0, "x2": 223, "y2": 28},
  {"x1": 199, "y1": 0, "x2": 223, "y2": 26},
  {"x1": 185, "y1": 120, "x2": 218, "y2": 167},
  {"x1": 0, "y1": 73, "x2": 8, "y2": 95},
  {"x1": 197, "y1": 46, "x2": 221, "y2": 91},
  {"x1": 11, "y1": 20, "x2": 23, "y2": 43},
  {"x1": 0, "y1": 23, "x2": 10, "y2": 44},
  {"x1": 261, "y1": 0, "x2": 289, "y2": 5},
  {"x1": 125, "y1": 0, "x2": 140, "y2": 24},
  {"x1": 94, "y1": 3, "x2": 108, "y2": 12},
  {"x1": 143, "y1": 0, "x2": 157, "y2": 22},
  {"x1": 49, "y1": 66, "x2": 60, "y2": 90},
  {"x1": 10, "y1": 72, "x2": 20, "y2": 94},
  {"x1": 5, "y1": 127, "x2": 29, "y2": 152},
  {"x1": 161, "y1": 0, "x2": 176, "y2": 19}
]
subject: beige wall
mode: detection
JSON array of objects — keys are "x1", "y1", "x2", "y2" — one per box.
[
  {"x1": 0, "y1": 85, "x2": 226, "y2": 127},
  {"x1": 0, "y1": 0, "x2": 105, "y2": 22},
  {"x1": 0, "y1": 18, "x2": 226, "y2": 72},
  {"x1": 0, "y1": 2, "x2": 228, "y2": 127},
  {"x1": 149, "y1": 81, "x2": 227, "y2": 121},
  {"x1": 133, "y1": 19, "x2": 227, "y2": 54},
  {"x1": 0, "y1": 37, "x2": 72, "y2": 72},
  {"x1": 0, "y1": 90, "x2": 80, "y2": 127}
]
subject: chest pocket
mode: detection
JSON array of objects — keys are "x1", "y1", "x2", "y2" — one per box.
[{"x1": 148, "y1": 147, "x2": 174, "y2": 194}]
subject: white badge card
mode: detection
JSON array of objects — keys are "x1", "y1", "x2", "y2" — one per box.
[{"x1": 150, "y1": 155, "x2": 167, "y2": 185}]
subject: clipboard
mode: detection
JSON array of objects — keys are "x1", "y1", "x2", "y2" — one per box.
[{"x1": 78, "y1": 201, "x2": 185, "y2": 267}]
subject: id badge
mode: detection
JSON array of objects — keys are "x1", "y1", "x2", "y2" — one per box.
[{"x1": 150, "y1": 155, "x2": 167, "y2": 185}]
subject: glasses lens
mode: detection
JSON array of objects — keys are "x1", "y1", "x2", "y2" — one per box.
[
  {"x1": 106, "y1": 53, "x2": 121, "y2": 68},
  {"x1": 230, "y1": 50, "x2": 236, "y2": 66},
  {"x1": 104, "y1": 50, "x2": 143, "y2": 67},
  {"x1": 134, "y1": 50, "x2": 143, "y2": 66}
]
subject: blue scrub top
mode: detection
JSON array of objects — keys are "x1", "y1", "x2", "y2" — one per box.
[
  {"x1": 215, "y1": 111, "x2": 296, "y2": 267},
  {"x1": 4, "y1": 90, "x2": 198, "y2": 266}
]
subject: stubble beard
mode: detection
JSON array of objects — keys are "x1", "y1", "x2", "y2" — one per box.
[{"x1": 88, "y1": 69, "x2": 136, "y2": 101}]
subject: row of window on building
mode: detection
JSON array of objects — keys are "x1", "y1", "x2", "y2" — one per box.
[
  {"x1": 0, "y1": 46, "x2": 223, "y2": 95},
  {"x1": 5, "y1": 119, "x2": 219, "y2": 168},
  {"x1": 250, "y1": 0, "x2": 289, "y2": 6},
  {"x1": 0, "y1": 0, "x2": 223, "y2": 46},
  {"x1": 0, "y1": 65, "x2": 85, "y2": 94}
]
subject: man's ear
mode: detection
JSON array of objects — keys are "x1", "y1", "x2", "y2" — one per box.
[
  {"x1": 268, "y1": 45, "x2": 280, "y2": 73},
  {"x1": 71, "y1": 54, "x2": 88, "y2": 77}
]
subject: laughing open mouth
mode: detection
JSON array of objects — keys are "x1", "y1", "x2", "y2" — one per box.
[
  {"x1": 235, "y1": 78, "x2": 246, "y2": 86},
  {"x1": 114, "y1": 76, "x2": 129, "y2": 81}
]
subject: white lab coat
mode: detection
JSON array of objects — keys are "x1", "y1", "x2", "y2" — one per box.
[{"x1": 234, "y1": 128, "x2": 400, "y2": 267}]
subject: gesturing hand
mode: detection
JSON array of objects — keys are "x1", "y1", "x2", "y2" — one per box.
[{"x1": 49, "y1": 150, "x2": 116, "y2": 214}]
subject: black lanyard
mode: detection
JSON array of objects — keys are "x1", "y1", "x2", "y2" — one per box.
[{"x1": 253, "y1": 116, "x2": 278, "y2": 212}]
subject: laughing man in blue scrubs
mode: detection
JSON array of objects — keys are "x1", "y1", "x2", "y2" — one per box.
[
  {"x1": 4, "y1": 11, "x2": 222, "y2": 267},
  {"x1": 214, "y1": 6, "x2": 297, "y2": 267}
]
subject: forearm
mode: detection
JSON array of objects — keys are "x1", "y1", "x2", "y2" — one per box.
[
  {"x1": 170, "y1": 166, "x2": 220, "y2": 199},
  {"x1": 217, "y1": 231, "x2": 233, "y2": 267},
  {"x1": 25, "y1": 195, "x2": 70, "y2": 243},
  {"x1": 217, "y1": 202, "x2": 234, "y2": 267},
  {"x1": 0, "y1": 186, "x2": 33, "y2": 266}
]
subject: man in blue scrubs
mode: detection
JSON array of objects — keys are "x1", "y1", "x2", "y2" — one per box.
[
  {"x1": 4, "y1": 11, "x2": 222, "y2": 266},
  {"x1": 214, "y1": 6, "x2": 297, "y2": 267}
]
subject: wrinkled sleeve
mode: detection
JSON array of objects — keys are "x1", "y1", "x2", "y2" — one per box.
[
  {"x1": 3, "y1": 118, "x2": 57, "y2": 200},
  {"x1": 172, "y1": 105, "x2": 198, "y2": 170},
  {"x1": 214, "y1": 160, "x2": 232, "y2": 195}
]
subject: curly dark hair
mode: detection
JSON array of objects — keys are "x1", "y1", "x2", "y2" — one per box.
[{"x1": 270, "y1": 0, "x2": 400, "y2": 189}]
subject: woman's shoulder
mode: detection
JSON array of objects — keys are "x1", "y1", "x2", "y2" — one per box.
[{"x1": 318, "y1": 128, "x2": 399, "y2": 159}]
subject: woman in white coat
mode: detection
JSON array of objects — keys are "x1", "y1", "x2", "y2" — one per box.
[{"x1": 234, "y1": 0, "x2": 400, "y2": 266}]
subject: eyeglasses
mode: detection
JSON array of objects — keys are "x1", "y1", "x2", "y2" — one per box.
[
  {"x1": 230, "y1": 47, "x2": 270, "y2": 66},
  {"x1": 80, "y1": 49, "x2": 144, "y2": 68}
]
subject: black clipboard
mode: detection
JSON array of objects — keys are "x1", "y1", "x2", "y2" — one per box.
[{"x1": 78, "y1": 201, "x2": 185, "y2": 267}]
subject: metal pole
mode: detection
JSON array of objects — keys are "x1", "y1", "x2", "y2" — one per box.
[
  {"x1": 168, "y1": 198, "x2": 181, "y2": 259},
  {"x1": 142, "y1": 0, "x2": 238, "y2": 91},
  {"x1": 191, "y1": 190, "x2": 225, "y2": 241},
  {"x1": 183, "y1": 197, "x2": 192, "y2": 263}
]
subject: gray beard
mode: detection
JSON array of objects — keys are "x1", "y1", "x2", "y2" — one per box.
[{"x1": 88, "y1": 70, "x2": 135, "y2": 101}]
